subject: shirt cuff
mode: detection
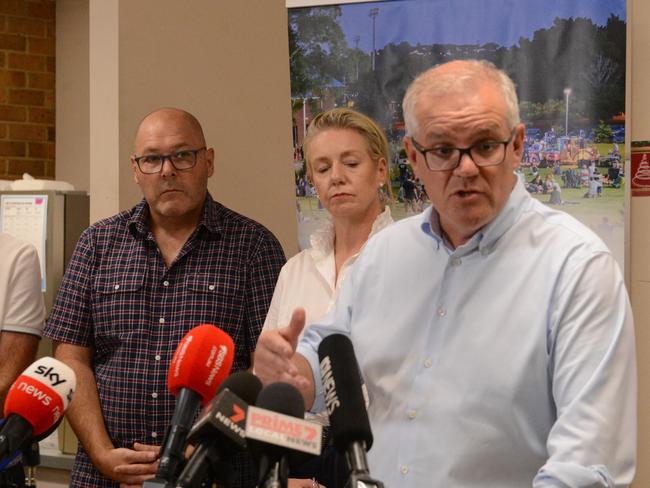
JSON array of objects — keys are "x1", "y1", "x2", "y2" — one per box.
[
  {"x1": 296, "y1": 342, "x2": 326, "y2": 414},
  {"x1": 1, "y1": 323, "x2": 43, "y2": 338}
]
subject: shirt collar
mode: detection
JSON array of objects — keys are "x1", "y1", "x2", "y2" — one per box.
[
  {"x1": 420, "y1": 173, "x2": 529, "y2": 256},
  {"x1": 310, "y1": 206, "x2": 394, "y2": 260},
  {"x1": 127, "y1": 192, "x2": 222, "y2": 239}
]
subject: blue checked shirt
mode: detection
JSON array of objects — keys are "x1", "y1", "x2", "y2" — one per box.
[{"x1": 45, "y1": 193, "x2": 285, "y2": 487}]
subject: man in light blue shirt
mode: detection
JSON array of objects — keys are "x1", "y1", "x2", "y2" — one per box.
[{"x1": 254, "y1": 60, "x2": 636, "y2": 487}]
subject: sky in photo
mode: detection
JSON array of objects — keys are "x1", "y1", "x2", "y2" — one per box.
[{"x1": 333, "y1": 0, "x2": 626, "y2": 52}]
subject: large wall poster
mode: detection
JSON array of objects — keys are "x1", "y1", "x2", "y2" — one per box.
[{"x1": 288, "y1": 0, "x2": 627, "y2": 268}]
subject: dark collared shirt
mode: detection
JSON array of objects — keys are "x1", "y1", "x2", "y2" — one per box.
[{"x1": 45, "y1": 194, "x2": 286, "y2": 487}]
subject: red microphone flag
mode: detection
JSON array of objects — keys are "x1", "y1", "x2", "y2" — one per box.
[{"x1": 167, "y1": 324, "x2": 235, "y2": 405}]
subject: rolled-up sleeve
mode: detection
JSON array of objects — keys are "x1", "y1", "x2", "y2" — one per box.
[{"x1": 535, "y1": 252, "x2": 636, "y2": 487}]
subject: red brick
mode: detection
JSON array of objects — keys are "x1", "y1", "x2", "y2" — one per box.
[
  {"x1": 28, "y1": 36, "x2": 53, "y2": 55},
  {"x1": 0, "y1": 105, "x2": 26, "y2": 122},
  {"x1": 0, "y1": 1, "x2": 27, "y2": 16},
  {"x1": 9, "y1": 88, "x2": 44, "y2": 106},
  {"x1": 7, "y1": 16, "x2": 46, "y2": 37},
  {"x1": 28, "y1": 141, "x2": 53, "y2": 158},
  {"x1": 27, "y1": 1, "x2": 55, "y2": 20},
  {"x1": 8, "y1": 52, "x2": 46, "y2": 71},
  {"x1": 9, "y1": 123, "x2": 46, "y2": 141},
  {"x1": 0, "y1": 124, "x2": 6, "y2": 139},
  {"x1": 0, "y1": 15, "x2": 6, "y2": 33},
  {"x1": 45, "y1": 55, "x2": 53, "y2": 72},
  {"x1": 0, "y1": 89, "x2": 6, "y2": 104},
  {"x1": 7, "y1": 158, "x2": 47, "y2": 177},
  {"x1": 0, "y1": 69, "x2": 26, "y2": 87},
  {"x1": 0, "y1": 52, "x2": 5, "y2": 68},
  {"x1": 28, "y1": 107, "x2": 52, "y2": 123},
  {"x1": 43, "y1": 90, "x2": 53, "y2": 108},
  {"x1": 45, "y1": 20, "x2": 53, "y2": 38},
  {"x1": 0, "y1": 141, "x2": 25, "y2": 157},
  {"x1": 46, "y1": 125, "x2": 53, "y2": 141},
  {"x1": 26, "y1": 71, "x2": 51, "y2": 89},
  {"x1": 0, "y1": 33, "x2": 26, "y2": 51}
]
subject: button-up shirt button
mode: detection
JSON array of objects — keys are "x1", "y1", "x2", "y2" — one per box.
[
  {"x1": 151, "y1": 392, "x2": 158, "y2": 399},
  {"x1": 154, "y1": 354, "x2": 161, "y2": 361},
  {"x1": 424, "y1": 358, "x2": 433, "y2": 368},
  {"x1": 159, "y1": 318, "x2": 165, "y2": 324},
  {"x1": 400, "y1": 465, "x2": 408, "y2": 475},
  {"x1": 163, "y1": 280, "x2": 169, "y2": 287},
  {"x1": 151, "y1": 432, "x2": 158, "y2": 438},
  {"x1": 114, "y1": 284, "x2": 120, "y2": 290},
  {"x1": 407, "y1": 409, "x2": 417, "y2": 419},
  {"x1": 437, "y1": 307, "x2": 447, "y2": 317},
  {"x1": 208, "y1": 284, "x2": 215, "y2": 291}
]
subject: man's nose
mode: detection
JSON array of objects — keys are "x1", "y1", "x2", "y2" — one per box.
[
  {"x1": 159, "y1": 156, "x2": 177, "y2": 176},
  {"x1": 454, "y1": 151, "x2": 479, "y2": 177}
]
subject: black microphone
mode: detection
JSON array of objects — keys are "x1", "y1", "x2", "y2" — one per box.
[
  {"x1": 175, "y1": 372, "x2": 263, "y2": 488},
  {"x1": 248, "y1": 383, "x2": 306, "y2": 488},
  {"x1": 318, "y1": 334, "x2": 384, "y2": 488}
]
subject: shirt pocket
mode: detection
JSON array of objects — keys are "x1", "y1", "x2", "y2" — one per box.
[
  {"x1": 92, "y1": 271, "x2": 145, "y2": 347},
  {"x1": 183, "y1": 272, "x2": 243, "y2": 335}
]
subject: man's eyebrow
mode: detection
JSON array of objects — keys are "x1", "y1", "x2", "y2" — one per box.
[
  {"x1": 137, "y1": 143, "x2": 195, "y2": 154},
  {"x1": 423, "y1": 125, "x2": 502, "y2": 143}
]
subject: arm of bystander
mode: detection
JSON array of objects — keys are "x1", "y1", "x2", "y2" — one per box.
[{"x1": 54, "y1": 342, "x2": 160, "y2": 486}]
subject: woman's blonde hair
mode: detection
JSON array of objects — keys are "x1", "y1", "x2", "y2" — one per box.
[{"x1": 303, "y1": 108, "x2": 392, "y2": 200}]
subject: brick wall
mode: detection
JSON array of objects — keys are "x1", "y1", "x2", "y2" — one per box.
[{"x1": 0, "y1": 0, "x2": 55, "y2": 180}]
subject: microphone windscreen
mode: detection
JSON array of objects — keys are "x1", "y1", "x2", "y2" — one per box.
[
  {"x1": 248, "y1": 382, "x2": 306, "y2": 479},
  {"x1": 318, "y1": 334, "x2": 373, "y2": 451},
  {"x1": 168, "y1": 324, "x2": 235, "y2": 405},
  {"x1": 255, "y1": 382, "x2": 305, "y2": 418},
  {"x1": 217, "y1": 372, "x2": 263, "y2": 405},
  {"x1": 4, "y1": 357, "x2": 77, "y2": 437}
]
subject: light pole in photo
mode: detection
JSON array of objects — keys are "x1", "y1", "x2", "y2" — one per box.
[
  {"x1": 564, "y1": 87, "x2": 572, "y2": 136},
  {"x1": 369, "y1": 7, "x2": 379, "y2": 71}
]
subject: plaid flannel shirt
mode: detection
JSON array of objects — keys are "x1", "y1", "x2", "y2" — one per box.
[{"x1": 45, "y1": 194, "x2": 285, "y2": 487}]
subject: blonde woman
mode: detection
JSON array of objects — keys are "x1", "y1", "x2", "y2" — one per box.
[{"x1": 261, "y1": 108, "x2": 393, "y2": 488}]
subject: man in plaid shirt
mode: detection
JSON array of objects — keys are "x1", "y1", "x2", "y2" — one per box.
[{"x1": 44, "y1": 108, "x2": 286, "y2": 487}]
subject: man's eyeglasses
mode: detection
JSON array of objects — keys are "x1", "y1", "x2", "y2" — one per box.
[
  {"x1": 133, "y1": 147, "x2": 206, "y2": 174},
  {"x1": 411, "y1": 130, "x2": 516, "y2": 171}
]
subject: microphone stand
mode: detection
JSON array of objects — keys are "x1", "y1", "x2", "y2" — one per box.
[
  {"x1": 22, "y1": 442, "x2": 39, "y2": 488},
  {"x1": 344, "y1": 444, "x2": 384, "y2": 488},
  {"x1": 260, "y1": 457, "x2": 288, "y2": 488}
]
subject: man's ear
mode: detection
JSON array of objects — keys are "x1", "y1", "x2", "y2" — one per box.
[
  {"x1": 403, "y1": 135, "x2": 421, "y2": 177},
  {"x1": 205, "y1": 148, "x2": 215, "y2": 177},
  {"x1": 131, "y1": 156, "x2": 140, "y2": 184},
  {"x1": 511, "y1": 123, "x2": 525, "y2": 169}
]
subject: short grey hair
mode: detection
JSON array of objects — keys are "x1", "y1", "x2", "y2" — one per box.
[{"x1": 402, "y1": 59, "x2": 520, "y2": 136}]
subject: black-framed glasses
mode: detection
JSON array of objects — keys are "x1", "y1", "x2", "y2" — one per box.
[
  {"x1": 411, "y1": 130, "x2": 516, "y2": 171},
  {"x1": 133, "y1": 147, "x2": 206, "y2": 174}
]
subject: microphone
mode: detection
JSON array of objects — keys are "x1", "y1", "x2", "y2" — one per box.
[
  {"x1": 246, "y1": 382, "x2": 322, "y2": 488},
  {"x1": 0, "y1": 357, "x2": 76, "y2": 460},
  {"x1": 318, "y1": 334, "x2": 384, "y2": 488},
  {"x1": 146, "y1": 324, "x2": 235, "y2": 487},
  {"x1": 175, "y1": 372, "x2": 263, "y2": 488}
]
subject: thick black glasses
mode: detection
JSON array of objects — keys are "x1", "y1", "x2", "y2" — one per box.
[
  {"x1": 133, "y1": 147, "x2": 206, "y2": 174},
  {"x1": 411, "y1": 130, "x2": 516, "y2": 171}
]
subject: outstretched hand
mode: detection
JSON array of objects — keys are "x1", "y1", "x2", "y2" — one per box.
[{"x1": 254, "y1": 308, "x2": 310, "y2": 391}]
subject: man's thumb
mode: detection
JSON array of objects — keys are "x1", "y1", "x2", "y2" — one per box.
[{"x1": 280, "y1": 307, "x2": 306, "y2": 349}]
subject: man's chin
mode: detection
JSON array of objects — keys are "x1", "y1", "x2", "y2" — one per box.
[{"x1": 153, "y1": 202, "x2": 191, "y2": 219}]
